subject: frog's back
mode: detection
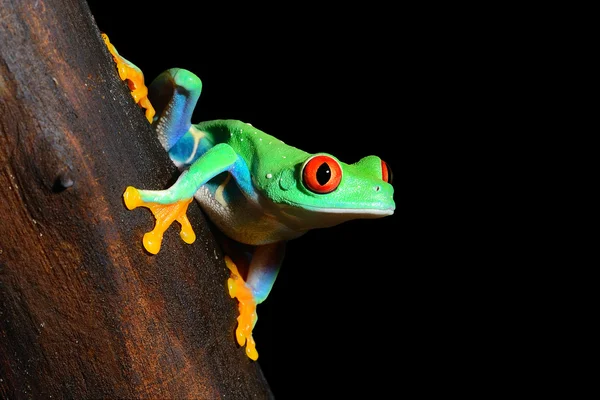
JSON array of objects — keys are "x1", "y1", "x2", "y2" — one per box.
[
  {"x1": 168, "y1": 119, "x2": 262, "y2": 167},
  {"x1": 171, "y1": 119, "x2": 307, "y2": 169},
  {"x1": 197, "y1": 119, "x2": 287, "y2": 165}
]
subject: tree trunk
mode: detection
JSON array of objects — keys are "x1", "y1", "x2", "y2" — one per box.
[{"x1": 0, "y1": 0, "x2": 273, "y2": 398}]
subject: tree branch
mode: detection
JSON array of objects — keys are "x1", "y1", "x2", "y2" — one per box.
[{"x1": 0, "y1": 0, "x2": 272, "y2": 397}]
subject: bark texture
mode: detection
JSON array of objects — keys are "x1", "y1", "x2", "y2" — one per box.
[{"x1": 0, "y1": 0, "x2": 273, "y2": 398}]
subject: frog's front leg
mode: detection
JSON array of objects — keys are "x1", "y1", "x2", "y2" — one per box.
[
  {"x1": 124, "y1": 143, "x2": 241, "y2": 254},
  {"x1": 225, "y1": 242, "x2": 285, "y2": 360}
]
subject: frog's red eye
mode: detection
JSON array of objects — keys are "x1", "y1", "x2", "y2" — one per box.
[
  {"x1": 381, "y1": 160, "x2": 393, "y2": 184},
  {"x1": 303, "y1": 155, "x2": 343, "y2": 194}
]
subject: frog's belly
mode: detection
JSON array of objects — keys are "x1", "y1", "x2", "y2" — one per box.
[{"x1": 193, "y1": 185, "x2": 303, "y2": 246}]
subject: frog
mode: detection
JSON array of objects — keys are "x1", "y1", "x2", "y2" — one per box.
[{"x1": 103, "y1": 34, "x2": 396, "y2": 360}]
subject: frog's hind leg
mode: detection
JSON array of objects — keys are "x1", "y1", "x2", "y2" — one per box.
[
  {"x1": 148, "y1": 68, "x2": 203, "y2": 152},
  {"x1": 101, "y1": 33, "x2": 155, "y2": 123},
  {"x1": 225, "y1": 242, "x2": 286, "y2": 360}
]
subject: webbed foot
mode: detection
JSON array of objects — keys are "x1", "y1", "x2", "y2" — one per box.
[
  {"x1": 225, "y1": 256, "x2": 259, "y2": 360},
  {"x1": 102, "y1": 33, "x2": 156, "y2": 123},
  {"x1": 123, "y1": 186, "x2": 196, "y2": 254}
]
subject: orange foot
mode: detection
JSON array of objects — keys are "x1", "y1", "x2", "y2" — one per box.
[
  {"x1": 225, "y1": 256, "x2": 258, "y2": 360},
  {"x1": 101, "y1": 33, "x2": 156, "y2": 123},
  {"x1": 123, "y1": 186, "x2": 196, "y2": 254}
]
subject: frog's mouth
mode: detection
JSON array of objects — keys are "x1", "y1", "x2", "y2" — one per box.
[
  {"x1": 284, "y1": 201, "x2": 395, "y2": 218},
  {"x1": 308, "y1": 205, "x2": 393, "y2": 215},
  {"x1": 314, "y1": 206, "x2": 393, "y2": 217}
]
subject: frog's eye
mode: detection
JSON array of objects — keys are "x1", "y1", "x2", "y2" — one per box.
[
  {"x1": 302, "y1": 155, "x2": 342, "y2": 194},
  {"x1": 381, "y1": 160, "x2": 393, "y2": 184}
]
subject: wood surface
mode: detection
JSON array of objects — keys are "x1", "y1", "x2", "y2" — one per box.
[{"x1": 0, "y1": 0, "x2": 273, "y2": 398}]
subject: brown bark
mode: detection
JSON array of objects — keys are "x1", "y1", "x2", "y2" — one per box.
[{"x1": 0, "y1": 0, "x2": 273, "y2": 398}]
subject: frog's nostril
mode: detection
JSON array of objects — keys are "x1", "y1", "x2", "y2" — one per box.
[{"x1": 375, "y1": 186, "x2": 381, "y2": 192}]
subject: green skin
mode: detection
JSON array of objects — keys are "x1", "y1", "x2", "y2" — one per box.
[
  {"x1": 158, "y1": 119, "x2": 395, "y2": 241},
  {"x1": 124, "y1": 67, "x2": 396, "y2": 359}
]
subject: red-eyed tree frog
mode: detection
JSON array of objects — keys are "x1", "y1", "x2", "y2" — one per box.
[{"x1": 103, "y1": 34, "x2": 395, "y2": 360}]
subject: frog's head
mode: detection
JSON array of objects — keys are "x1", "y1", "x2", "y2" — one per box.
[{"x1": 258, "y1": 152, "x2": 395, "y2": 230}]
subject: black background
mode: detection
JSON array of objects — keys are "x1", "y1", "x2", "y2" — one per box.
[{"x1": 86, "y1": 1, "x2": 415, "y2": 397}]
